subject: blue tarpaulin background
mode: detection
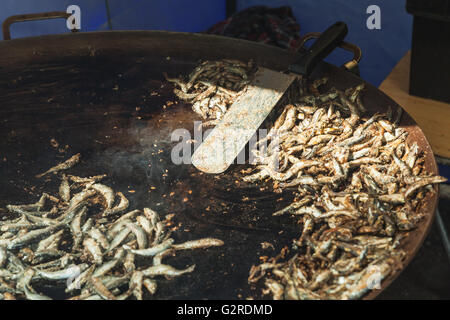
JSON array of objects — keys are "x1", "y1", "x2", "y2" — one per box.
[
  {"x1": 0, "y1": 0, "x2": 413, "y2": 86},
  {"x1": 1, "y1": 0, "x2": 108, "y2": 36}
]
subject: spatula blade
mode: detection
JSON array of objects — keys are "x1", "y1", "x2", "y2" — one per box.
[{"x1": 191, "y1": 67, "x2": 298, "y2": 174}]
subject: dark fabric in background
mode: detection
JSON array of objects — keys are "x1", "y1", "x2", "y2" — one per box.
[{"x1": 205, "y1": 6, "x2": 302, "y2": 51}]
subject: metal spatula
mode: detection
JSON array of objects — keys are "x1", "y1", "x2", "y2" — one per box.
[{"x1": 192, "y1": 22, "x2": 348, "y2": 174}]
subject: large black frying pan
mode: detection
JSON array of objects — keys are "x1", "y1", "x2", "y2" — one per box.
[{"x1": 0, "y1": 26, "x2": 439, "y2": 299}]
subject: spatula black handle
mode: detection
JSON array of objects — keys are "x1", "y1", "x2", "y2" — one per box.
[{"x1": 289, "y1": 21, "x2": 348, "y2": 76}]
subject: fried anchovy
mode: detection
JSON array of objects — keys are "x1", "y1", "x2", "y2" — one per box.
[
  {"x1": 36, "y1": 153, "x2": 81, "y2": 178},
  {"x1": 5, "y1": 223, "x2": 66, "y2": 250},
  {"x1": 142, "y1": 264, "x2": 196, "y2": 277},
  {"x1": 171, "y1": 238, "x2": 224, "y2": 250}
]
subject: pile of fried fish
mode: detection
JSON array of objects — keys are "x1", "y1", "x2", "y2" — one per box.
[
  {"x1": 0, "y1": 154, "x2": 223, "y2": 300},
  {"x1": 244, "y1": 78, "x2": 447, "y2": 299},
  {"x1": 165, "y1": 60, "x2": 446, "y2": 299}
]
